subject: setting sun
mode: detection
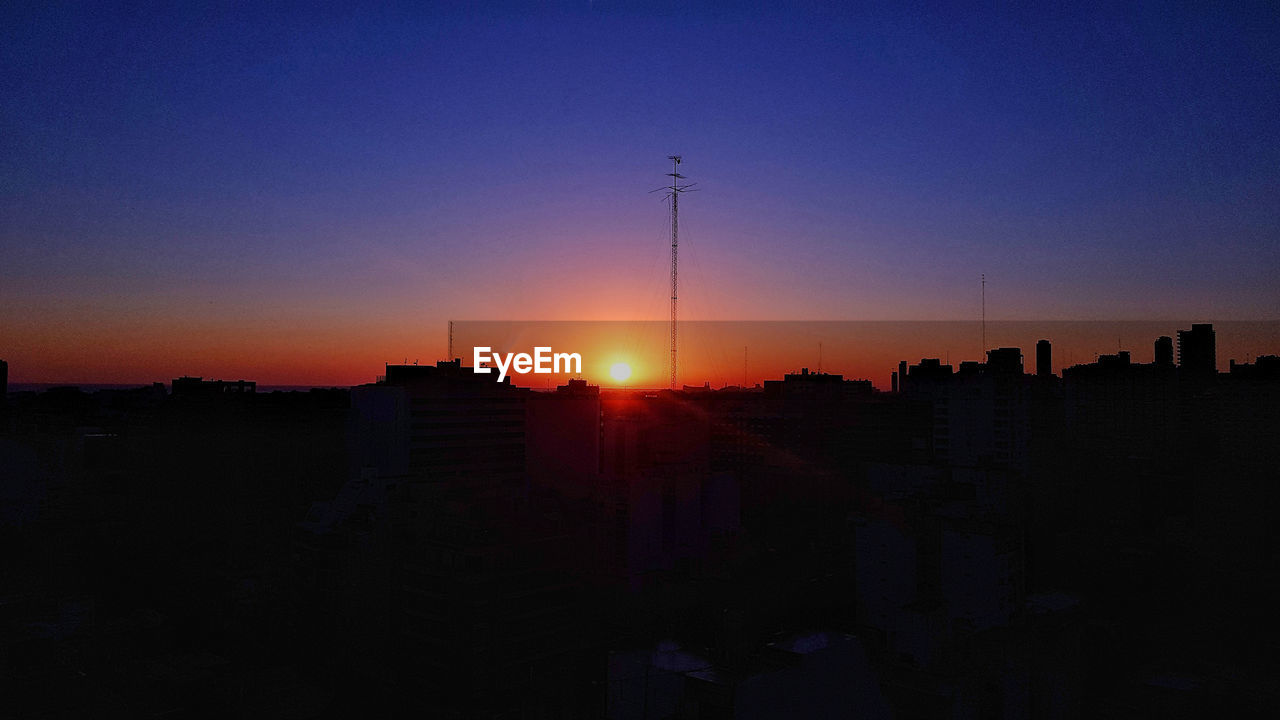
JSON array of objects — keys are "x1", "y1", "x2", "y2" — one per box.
[{"x1": 609, "y1": 362, "x2": 632, "y2": 383}]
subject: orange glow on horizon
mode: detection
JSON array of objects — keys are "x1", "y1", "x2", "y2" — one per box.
[{"x1": 4, "y1": 318, "x2": 1277, "y2": 390}]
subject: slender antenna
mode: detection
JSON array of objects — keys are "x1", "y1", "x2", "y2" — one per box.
[
  {"x1": 744, "y1": 346, "x2": 748, "y2": 388},
  {"x1": 819, "y1": 342, "x2": 823, "y2": 373},
  {"x1": 981, "y1": 274, "x2": 986, "y2": 356},
  {"x1": 671, "y1": 156, "x2": 679, "y2": 390},
  {"x1": 654, "y1": 155, "x2": 696, "y2": 390},
  {"x1": 448, "y1": 320, "x2": 454, "y2": 361}
]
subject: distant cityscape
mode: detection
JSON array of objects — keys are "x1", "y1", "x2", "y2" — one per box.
[
  {"x1": 7, "y1": 1, "x2": 1278, "y2": 716},
  {"x1": 2, "y1": 321, "x2": 1277, "y2": 717}
]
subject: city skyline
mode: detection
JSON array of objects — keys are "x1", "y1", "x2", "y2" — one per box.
[
  {"x1": 5, "y1": 319, "x2": 1279, "y2": 389},
  {"x1": 6, "y1": 310, "x2": 1277, "y2": 716},
  {"x1": 5, "y1": 4, "x2": 1280, "y2": 715}
]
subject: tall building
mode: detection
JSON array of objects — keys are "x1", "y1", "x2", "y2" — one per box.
[
  {"x1": 1062, "y1": 348, "x2": 1179, "y2": 458},
  {"x1": 317, "y1": 362, "x2": 603, "y2": 715},
  {"x1": 900, "y1": 353, "x2": 1031, "y2": 471},
  {"x1": 358, "y1": 360, "x2": 529, "y2": 491},
  {"x1": 1154, "y1": 336, "x2": 1174, "y2": 367},
  {"x1": 984, "y1": 347, "x2": 1022, "y2": 375},
  {"x1": 526, "y1": 378, "x2": 601, "y2": 498},
  {"x1": 1177, "y1": 323, "x2": 1216, "y2": 374},
  {"x1": 599, "y1": 391, "x2": 715, "y2": 589},
  {"x1": 1036, "y1": 339, "x2": 1052, "y2": 377}
]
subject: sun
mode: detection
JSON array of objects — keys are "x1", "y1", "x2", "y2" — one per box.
[{"x1": 609, "y1": 362, "x2": 632, "y2": 383}]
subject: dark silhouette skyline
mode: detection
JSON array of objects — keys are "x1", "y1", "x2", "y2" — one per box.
[
  {"x1": 4, "y1": 321, "x2": 1279, "y2": 716},
  {"x1": 4, "y1": 3, "x2": 1279, "y2": 717}
]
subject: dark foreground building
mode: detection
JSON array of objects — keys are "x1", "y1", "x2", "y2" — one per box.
[{"x1": 4, "y1": 326, "x2": 1279, "y2": 717}]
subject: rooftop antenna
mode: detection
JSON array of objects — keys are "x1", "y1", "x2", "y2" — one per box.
[
  {"x1": 447, "y1": 320, "x2": 453, "y2": 361},
  {"x1": 652, "y1": 155, "x2": 697, "y2": 390},
  {"x1": 744, "y1": 346, "x2": 748, "y2": 388},
  {"x1": 981, "y1": 274, "x2": 986, "y2": 356}
]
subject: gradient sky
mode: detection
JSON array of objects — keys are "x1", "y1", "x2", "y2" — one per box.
[{"x1": 3, "y1": 2, "x2": 1278, "y2": 385}]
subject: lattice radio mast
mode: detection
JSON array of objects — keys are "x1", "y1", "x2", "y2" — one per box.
[{"x1": 654, "y1": 156, "x2": 697, "y2": 389}]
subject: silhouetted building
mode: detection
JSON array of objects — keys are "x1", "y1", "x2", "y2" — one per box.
[
  {"x1": 903, "y1": 357, "x2": 953, "y2": 385},
  {"x1": 902, "y1": 353, "x2": 1030, "y2": 470},
  {"x1": 361, "y1": 360, "x2": 529, "y2": 490},
  {"x1": 391, "y1": 497, "x2": 598, "y2": 716},
  {"x1": 349, "y1": 383, "x2": 410, "y2": 476},
  {"x1": 171, "y1": 375, "x2": 256, "y2": 396},
  {"x1": 940, "y1": 513, "x2": 1024, "y2": 632},
  {"x1": 987, "y1": 347, "x2": 1024, "y2": 375},
  {"x1": 9, "y1": 324, "x2": 1280, "y2": 719},
  {"x1": 1036, "y1": 339, "x2": 1052, "y2": 377},
  {"x1": 310, "y1": 362, "x2": 603, "y2": 715},
  {"x1": 527, "y1": 378, "x2": 602, "y2": 497},
  {"x1": 1062, "y1": 348, "x2": 1178, "y2": 457},
  {"x1": 1228, "y1": 355, "x2": 1280, "y2": 379},
  {"x1": 599, "y1": 391, "x2": 718, "y2": 589},
  {"x1": 1177, "y1": 323, "x2": 1216, "y2": 374}
]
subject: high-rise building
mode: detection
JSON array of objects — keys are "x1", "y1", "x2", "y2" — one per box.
[
  {"x1": 902, "y1": 352, "x2": 1030, "y2": 470},
  {"x1": 1176, "y1": 323, "x2": 1216, "y2": 374},
  {"x1": 986, "y1": 347, "x2": 1024, "y2": 375},
  {"x1": 1036, "y1": 340, "x2": 1052, "y2": 377},
  {"x1": 1062, "y1": 347, "x2": 1179, "y2": 458},
  {"x1": 355, "y1": 360, "x2": 529, "y2": 490},
  {"x1": 526, "y1": 378, "x2": 601, "y2": 497},
  {"x1": 1154, "y1": 336, "x2": 1174, "y2": 366}
]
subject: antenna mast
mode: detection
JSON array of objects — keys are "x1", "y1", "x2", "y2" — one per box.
[
  {"x1": 981, "y1": 274, "x2": 986, "y2": 356},
  {"x1": 657, "y1": 155, "x2": 695, "y2": 390},
  {"x1": 448, "y1": 320, "x2": 454, "y2": 361}
]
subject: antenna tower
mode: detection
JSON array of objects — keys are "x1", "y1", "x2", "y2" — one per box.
[
  {"x1": 654, "y1": 156, "x2": 697, "y2": 389},
  {"x1": 981, "y1": 274, "x2": 986, "y2": 356}
]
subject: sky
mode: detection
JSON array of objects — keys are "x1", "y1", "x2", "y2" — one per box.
[{"x1": 2, "y1": 2, "x2": 1278, "y2": 385}]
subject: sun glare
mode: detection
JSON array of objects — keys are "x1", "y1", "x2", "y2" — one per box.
[{"x1": 609, "y1": 362, "x2": 632, "y2": 383}]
